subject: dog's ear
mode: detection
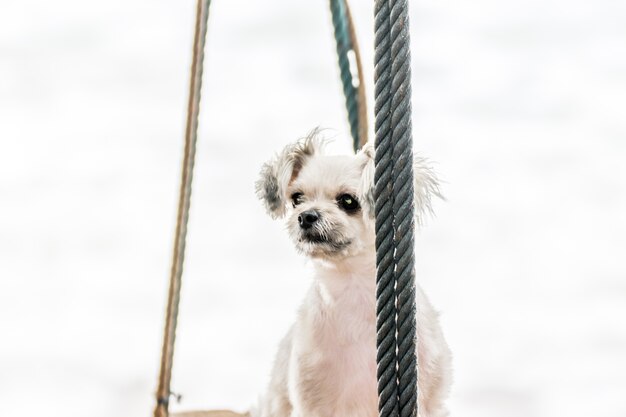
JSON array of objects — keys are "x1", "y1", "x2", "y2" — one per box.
[
  {"x1": 412, "y1": 156, "x2": 442, "y2": 226},
  {"x1": 357, "y1": 143, "x2": 376, "y2": 219},
  {"x1": 357, "y1": 144, "x2": 442, "y2": 226},
  {"x1": 256, "y1": 129, "x2": 325, "y2": 219}
]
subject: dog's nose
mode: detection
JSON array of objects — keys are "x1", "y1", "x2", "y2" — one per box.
[{"x1": 298, "y1": 210, "x2": 319, "y2": 229}]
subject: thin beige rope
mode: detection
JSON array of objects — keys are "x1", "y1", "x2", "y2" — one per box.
[{"x1": 154, "y1": 1, "x2": 211, "y2": 417}]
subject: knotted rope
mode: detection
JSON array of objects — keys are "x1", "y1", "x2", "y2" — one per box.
[
  {"x1": 329, "y1": 0, "x2": 368, "y2": 151},
  {"x1": 374, "y1": 1, "x2": 419, "y2": 417},
  {"x1": 154, "y1": 1, "x2": 211, "y2": 416}
]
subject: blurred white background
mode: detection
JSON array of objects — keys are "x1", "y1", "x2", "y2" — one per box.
[{"x1": 1, "y1": 0, "x2": 625, "y2": 416}]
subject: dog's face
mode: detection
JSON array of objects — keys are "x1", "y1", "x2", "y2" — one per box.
[
  {"x1": 283, "y1": 150, "x2": 375, "y2": 259},
  {"x1": 256, "y1": 130, "x2": 440, "y2": 261}
]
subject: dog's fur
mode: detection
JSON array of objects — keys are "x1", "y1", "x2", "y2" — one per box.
[{"x1": 254, "y1": 130, "x2": 452, "y2": 417}]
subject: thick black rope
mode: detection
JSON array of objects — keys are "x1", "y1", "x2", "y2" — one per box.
[
  {"x1": 374, "y1": 0, "x2": 400, "y2": 417},
  {"x1": 389, "y1": 1, "x2": 418, "y2": 416},
  {"x1": 374, "y1": 1, "x2": 419, "y2": 417}
]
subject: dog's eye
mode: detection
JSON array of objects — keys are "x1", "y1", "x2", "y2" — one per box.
[
  {"x1": 291, "y1": 192, "x2": 304, "y2": 207},
  {"x1": 337, "y1": 194, "x2": 360, "y2": 212}
]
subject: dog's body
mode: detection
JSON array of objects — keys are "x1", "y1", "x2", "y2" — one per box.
[{"x1": 254, "y1": 132, "x2": 451, "y2": 417}]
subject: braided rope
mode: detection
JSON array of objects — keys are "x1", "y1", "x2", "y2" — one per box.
[
  {"x1": 154, "y1": 1, "x2": 211, "y2": 416},
  {"x1": 388, "y1": 0, "x2": 418, "y2": 416},
  {"x1": 374, "y1": 0, "x2": 400, "y2": 416},
  {"x1": 374, "y1": 1, "x2": 418, "y2": 417},
  {"x1": 329, "y1": 0, "x2": 368, "y2": 151}
]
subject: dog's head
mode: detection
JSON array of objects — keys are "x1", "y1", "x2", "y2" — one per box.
[{"x1": 256, "y1": 129, "x2": 440, "y2": 261}]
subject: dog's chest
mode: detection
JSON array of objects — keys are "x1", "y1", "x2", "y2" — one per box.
[{"x1": 294, "y1": 280, "x2": 378, "y2": 415}]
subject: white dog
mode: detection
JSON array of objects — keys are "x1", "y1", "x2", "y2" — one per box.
[{"x1": 253, "y1": 130, "x2": 452, "y2": 417}]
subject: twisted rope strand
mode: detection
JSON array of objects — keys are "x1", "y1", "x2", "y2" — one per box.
[
  {"x1": 374, "y1": 1, "x2": 400, "y2": 417},
  {"x1": 154, "y1": 1, "x2": 211, "y2": 417},
  {"x1": 374, "y1": 0, "x2": 419, "y2": 416},
  {"x1": 388, "y1": 0, "x2": 418, "y2": 416}
]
